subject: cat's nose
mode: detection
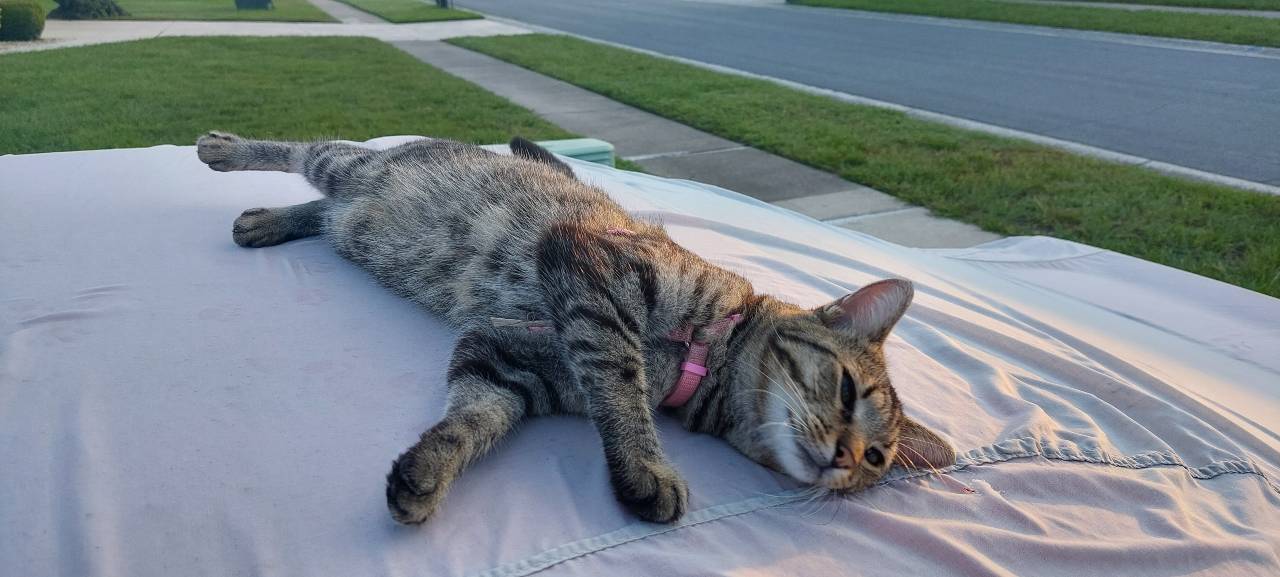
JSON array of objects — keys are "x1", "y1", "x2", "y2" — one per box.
[{"x1": 832, "y1": 441, "x2": 859, "y2": 469}]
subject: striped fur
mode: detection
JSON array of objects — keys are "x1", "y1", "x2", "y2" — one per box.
[{"x1": 197, "y1": 132, "x2": 954, "y2": 525}]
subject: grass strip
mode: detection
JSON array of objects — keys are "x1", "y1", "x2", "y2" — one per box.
[
  {"x1": 1055, "y1": 0, "x2": 1279, "y2": 9},
  {"x1": 330, "y1": 0, "x2": 480, "y2": 23},
  {"x1": 449, "y1": 34, "x2": 1280, "y2": 297},
  {"x1": 789, "y1": 0, "x2": 1280, "y2": 48}
]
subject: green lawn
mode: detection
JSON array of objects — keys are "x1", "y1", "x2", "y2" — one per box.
[
  {"x1": 1066, "y1": 0, "x2": 1280, "y2": 8},
  {"x1": 451, "y1": 34, "x2": 1280, "y2": 298},
  {"x1": 331, "y1": 0, "x2": 480, "y2": 23},
  {"x1": 614, "y1": 158, "x2": 647, "y2": 173},
  {"x1": 0, "y1": 37, "x2": 572, "y2": 155},
  {"x1": 789, "y1": 0, "x2": 1280, "y2": 48},
  {"x1": 38, "y1": 0, "x2": 336, "y2": 22}
]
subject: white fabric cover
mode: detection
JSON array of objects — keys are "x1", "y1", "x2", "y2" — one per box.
[{"x1": 2, "y1": 138, "x2": 1278, "y2": 577}]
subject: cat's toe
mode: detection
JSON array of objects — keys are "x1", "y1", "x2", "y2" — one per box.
[
  {"x1": 385, "y1": 453, "x2": 443, "y2": 525},
  {"x1": 197, "y1": 131, "x2": 245, "y2": 171},
  {"x1": 613, "y1": 460, "x2": 689, "y2": 523}
]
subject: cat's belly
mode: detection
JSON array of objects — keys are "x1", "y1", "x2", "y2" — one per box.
[{"x1": 325, "y1": 188, "x2": 555, "y2": 327}]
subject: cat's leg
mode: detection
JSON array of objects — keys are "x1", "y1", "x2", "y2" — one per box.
[
  {"x1": 231, "y1": 199, "x2": 329, "y2": 248},
  {"x1": 197, "y1": 131, "x2": 303, "y2": 173},
  {"x1": 536, "y1": 228, "x2": 689, "y2": 523},
  {"x1": 561, "y1": 323, "x2": 688, "y2": 523},
  {"x1": 385, "y1": 375, "x2": 519, "y2": 525},
  {"x1": 385, "y1": 326, "x2": 577, "y2": 525},
  {"x1": 197, "y1": 131, "x2": 379, "y2": 200}
]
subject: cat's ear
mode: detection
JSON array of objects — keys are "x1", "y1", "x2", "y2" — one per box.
[
  {"x1": 894, "y1": 416, "x2": 956, "y2": 470},
  {"x1": 816, "y1": 279, "x2": 914, "y2": 342}
]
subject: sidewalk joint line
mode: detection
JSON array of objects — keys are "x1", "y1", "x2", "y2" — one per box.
[
  {"x1": 821, "y1": 206, "x2": 922, "y2": 226},
  {"x1": 624, "y1": 146, "x2": 748, "y2": 162}
]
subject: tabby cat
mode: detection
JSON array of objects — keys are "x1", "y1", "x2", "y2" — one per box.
[{"x1": 196, "y1": 132, "x2": 955, "y2": 525}]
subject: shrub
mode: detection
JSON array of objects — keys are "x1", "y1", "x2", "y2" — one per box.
[
  {"x1": 48, "y1": 0, "x2": 127, "y2": 19},
  {"x1": 0, "y1": 0, "x2": 45, "y2": 41}
]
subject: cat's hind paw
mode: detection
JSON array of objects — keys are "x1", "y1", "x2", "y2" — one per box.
[
  {"x1": 197, "y1": 131, "x2": 247, "y2": 172},
  {"x1": 613, "y1": 460, "x2": 689, "y2": 523},
  {"x1": 232, "y1": 207, "x2": 289, "y2": 248}
]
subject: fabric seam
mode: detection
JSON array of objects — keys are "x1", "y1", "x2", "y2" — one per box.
[{"x1": 467, "y1": 438, "x2": 1279, "y2": 577}]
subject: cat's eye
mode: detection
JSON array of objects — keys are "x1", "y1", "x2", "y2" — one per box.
[
  {"x1": 865, "y1": 447, "x2": 884, "y2": 467},
  {"x1": 840, "y1": 370, "x2": 855, "y2": 419}
]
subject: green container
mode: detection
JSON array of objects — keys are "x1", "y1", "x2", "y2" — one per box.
[{"x1": 534, "y1": 138, "x2": 615, "y2": 167}]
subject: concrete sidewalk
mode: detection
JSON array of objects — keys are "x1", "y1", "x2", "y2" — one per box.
[
  {"x1": 396, "y1": 41, "x2": 1000, "y2": 248},
  {"x1": 308, "y1": 0, "x2": 386, "y2": 24}
]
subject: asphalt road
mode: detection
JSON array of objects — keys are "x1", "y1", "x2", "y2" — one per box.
[{"x1": 459, "y1": 0, "x2": 1280, "y2": 185}]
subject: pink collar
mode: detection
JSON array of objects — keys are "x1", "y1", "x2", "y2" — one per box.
[
  {"x1": 660, "y1": 313, "x2": 743, "y2": 408},
  {"x1": 490, "y1": 313, "x2": 744, "y2": 409}
]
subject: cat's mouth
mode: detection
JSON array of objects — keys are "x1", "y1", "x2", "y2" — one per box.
[
  {"x1": 792, "y1": 439, "x2": 882, "y2": 491},
  {"x1": 818, "y1": 466, "x2": 855, "y2": 489},
  {"x1": 778, "y1": 438, "x2": 858, "y2": 490}
]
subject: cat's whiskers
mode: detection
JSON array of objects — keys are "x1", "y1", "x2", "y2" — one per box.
[
  {"x1": 745, "y1": 384, "x2": 806, "y2": 426},
  {"x1": 742, "y1": 364, "x2": 817, "y2": 439},
  {"x1": 761, "y1": 485, "x2": 815, "y2": 515},
  {"x1": 799, "y1": 487, "x2": 836, "y2": 520},
  {"x1": 846, "y1": 487, "x2": 885, "y2": 515},
  {"x1": 896, "y1": 442, "x2": 944, "y2": 478},
  {"x1": 788, "y1": 485, "x2": 823, "y2": 513},
  {"x1": 763, "y1": 365, "x2": 823, "y2": 442},
  {"x1": 757, "y1": 419, "x2": 805, "y2": 435},
  {"x1": 817, "y1": 490, "x2": 843, "y2": 526},
  {"x1": 746, "y1": 325, "x2": 821, "y2": 429},
  {"x1": 773, "y1": 363, "x2": 820, "y2": 428},
  {"x1": 748, "y1": 391, "x2": 811, "y2": 440},
  {"x1": 743, "y1": 485, "x2": 819, "y2": 502},
  {"x1": 899, "y1": 435, "x2": 951, "y2": 451}
]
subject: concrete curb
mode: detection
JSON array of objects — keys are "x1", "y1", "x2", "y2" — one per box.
[{"x1": 472, "y1": 12, "x2": 1280, "y2": 197}]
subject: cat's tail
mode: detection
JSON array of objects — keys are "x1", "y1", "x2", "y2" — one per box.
[{"x1": 509, "y1": 137, "x2": 575, "y2": 179}]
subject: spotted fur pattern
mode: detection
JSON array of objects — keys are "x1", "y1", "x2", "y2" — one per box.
[{"x1": 196, "y1": 132, "x2": 955, "y2": 525}]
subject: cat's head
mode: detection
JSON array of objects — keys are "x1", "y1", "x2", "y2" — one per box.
[{"x1": 736, "y1": 279, "x2": 954, "y2": 491}]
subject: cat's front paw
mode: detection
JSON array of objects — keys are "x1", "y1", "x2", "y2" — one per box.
[
  {"x1": 612, "y1": 460, "x2": 689, "y2": 523},
  {"x1": 385, "y1": 451, "x2": 446, "y2": 525},
  {"x1": 197, "y1": 131, "x2": 246, "y2": 171}
]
